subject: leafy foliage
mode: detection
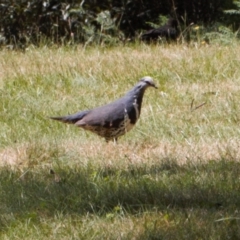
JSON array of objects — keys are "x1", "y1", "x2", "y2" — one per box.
[
  {"x1": 0, "y1": 0, "x2": 238, "y2": 47},
  {"x1": 224, "y1": 1, "x2": 240, "y2": 14}
]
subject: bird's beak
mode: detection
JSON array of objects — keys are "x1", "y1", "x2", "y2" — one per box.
[
  {"x1": 151, "y1": 79, "x2": 158, "y2": 89},
  {"x1": 152, "y1": 82, "x2": 158, "y2": 89}
]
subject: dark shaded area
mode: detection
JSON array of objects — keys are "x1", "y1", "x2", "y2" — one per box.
[
  {"x1": 0, "y1": 159, "x2": 240, "y2": 218},
  {"x1": 0, "y1": 0, "x2": 238, "y2": 47},
  {"x1": 141, "y1": 18, "x2": 180, "y2": 42},
  {"x1": 1, "y1": 158, "x2": 240, "y2": 238}
]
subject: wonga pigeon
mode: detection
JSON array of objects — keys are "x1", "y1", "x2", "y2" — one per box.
[{"x1": 50, "y1": 76, "x2": 157, "y2": 142}]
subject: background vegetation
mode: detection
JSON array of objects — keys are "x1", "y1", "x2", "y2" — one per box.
[
  {"x1": 1, "y1": 41, "x2": 240, "y2": 238},
  {"x1": 1, "y1": 0, "x2": 240, "y2": 48}
]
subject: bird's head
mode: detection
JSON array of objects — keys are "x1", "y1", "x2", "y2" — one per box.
[
  {"x1": 125, "y1": 76, "x2": 158, "y2": 98},
  {"x1": 139, "y1": 76, "x2": 158, "y2": 90}
]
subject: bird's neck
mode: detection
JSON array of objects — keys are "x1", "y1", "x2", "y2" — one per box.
[{"x1": 132, "y1": 88, "x2": 146, "y2": 113}]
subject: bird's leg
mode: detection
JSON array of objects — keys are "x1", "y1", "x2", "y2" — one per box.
[
  {"x1": 105, "y1": 138, "x2": 117, "y2": 144},
  {"x1": 112, "y1": 138, "x2": 118, "y2": 144}
]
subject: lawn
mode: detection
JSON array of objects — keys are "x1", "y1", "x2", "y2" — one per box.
[{"x1": 0, "y1": 42, "x2": 240, "y2": 239}]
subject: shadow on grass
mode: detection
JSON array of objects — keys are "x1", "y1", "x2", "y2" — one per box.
[{"x1": 0, "y1": 158, "x2": 240, "y2": 228}]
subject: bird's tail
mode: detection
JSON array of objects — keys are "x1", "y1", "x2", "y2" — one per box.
[{"x1": 50, "y1": 110, "x2": 90, "y2": 124}]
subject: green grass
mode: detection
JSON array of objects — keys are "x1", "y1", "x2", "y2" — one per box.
[
  {"x1": 0, "y1": 159, "x2": 240, "y2": 239},
  {"x1": 1, "y1": 42, "x2": 240, "y2": 239}
]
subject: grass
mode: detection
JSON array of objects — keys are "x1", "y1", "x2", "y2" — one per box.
[{"x1": 0, "y1": 42, "x2": 240, "y2": 239}]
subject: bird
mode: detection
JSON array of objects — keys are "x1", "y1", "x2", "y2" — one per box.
[
  {"x1": 50, "y1": 76, "x2": 157, "y2": 142},
  {"x1": 141, "y1": 18, "x2": 179, "y2": 42}
]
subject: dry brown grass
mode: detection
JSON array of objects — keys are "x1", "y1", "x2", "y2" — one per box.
[{"x1": 1, "y1": 137, "x2": 240, "y2": 169}]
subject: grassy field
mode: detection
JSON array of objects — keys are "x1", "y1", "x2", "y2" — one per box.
[{"x1": 0, "y1": 42, "x2": 240, "y2": 239}]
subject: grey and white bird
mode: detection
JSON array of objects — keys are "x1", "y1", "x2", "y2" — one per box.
[{"x1": 50, "y1": 76, "x2": 157, "y2": 142}]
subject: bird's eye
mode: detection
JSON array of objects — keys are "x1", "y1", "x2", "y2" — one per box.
[{"x1": 145, "y1": 81, "x2": 151, "y2": 85}]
